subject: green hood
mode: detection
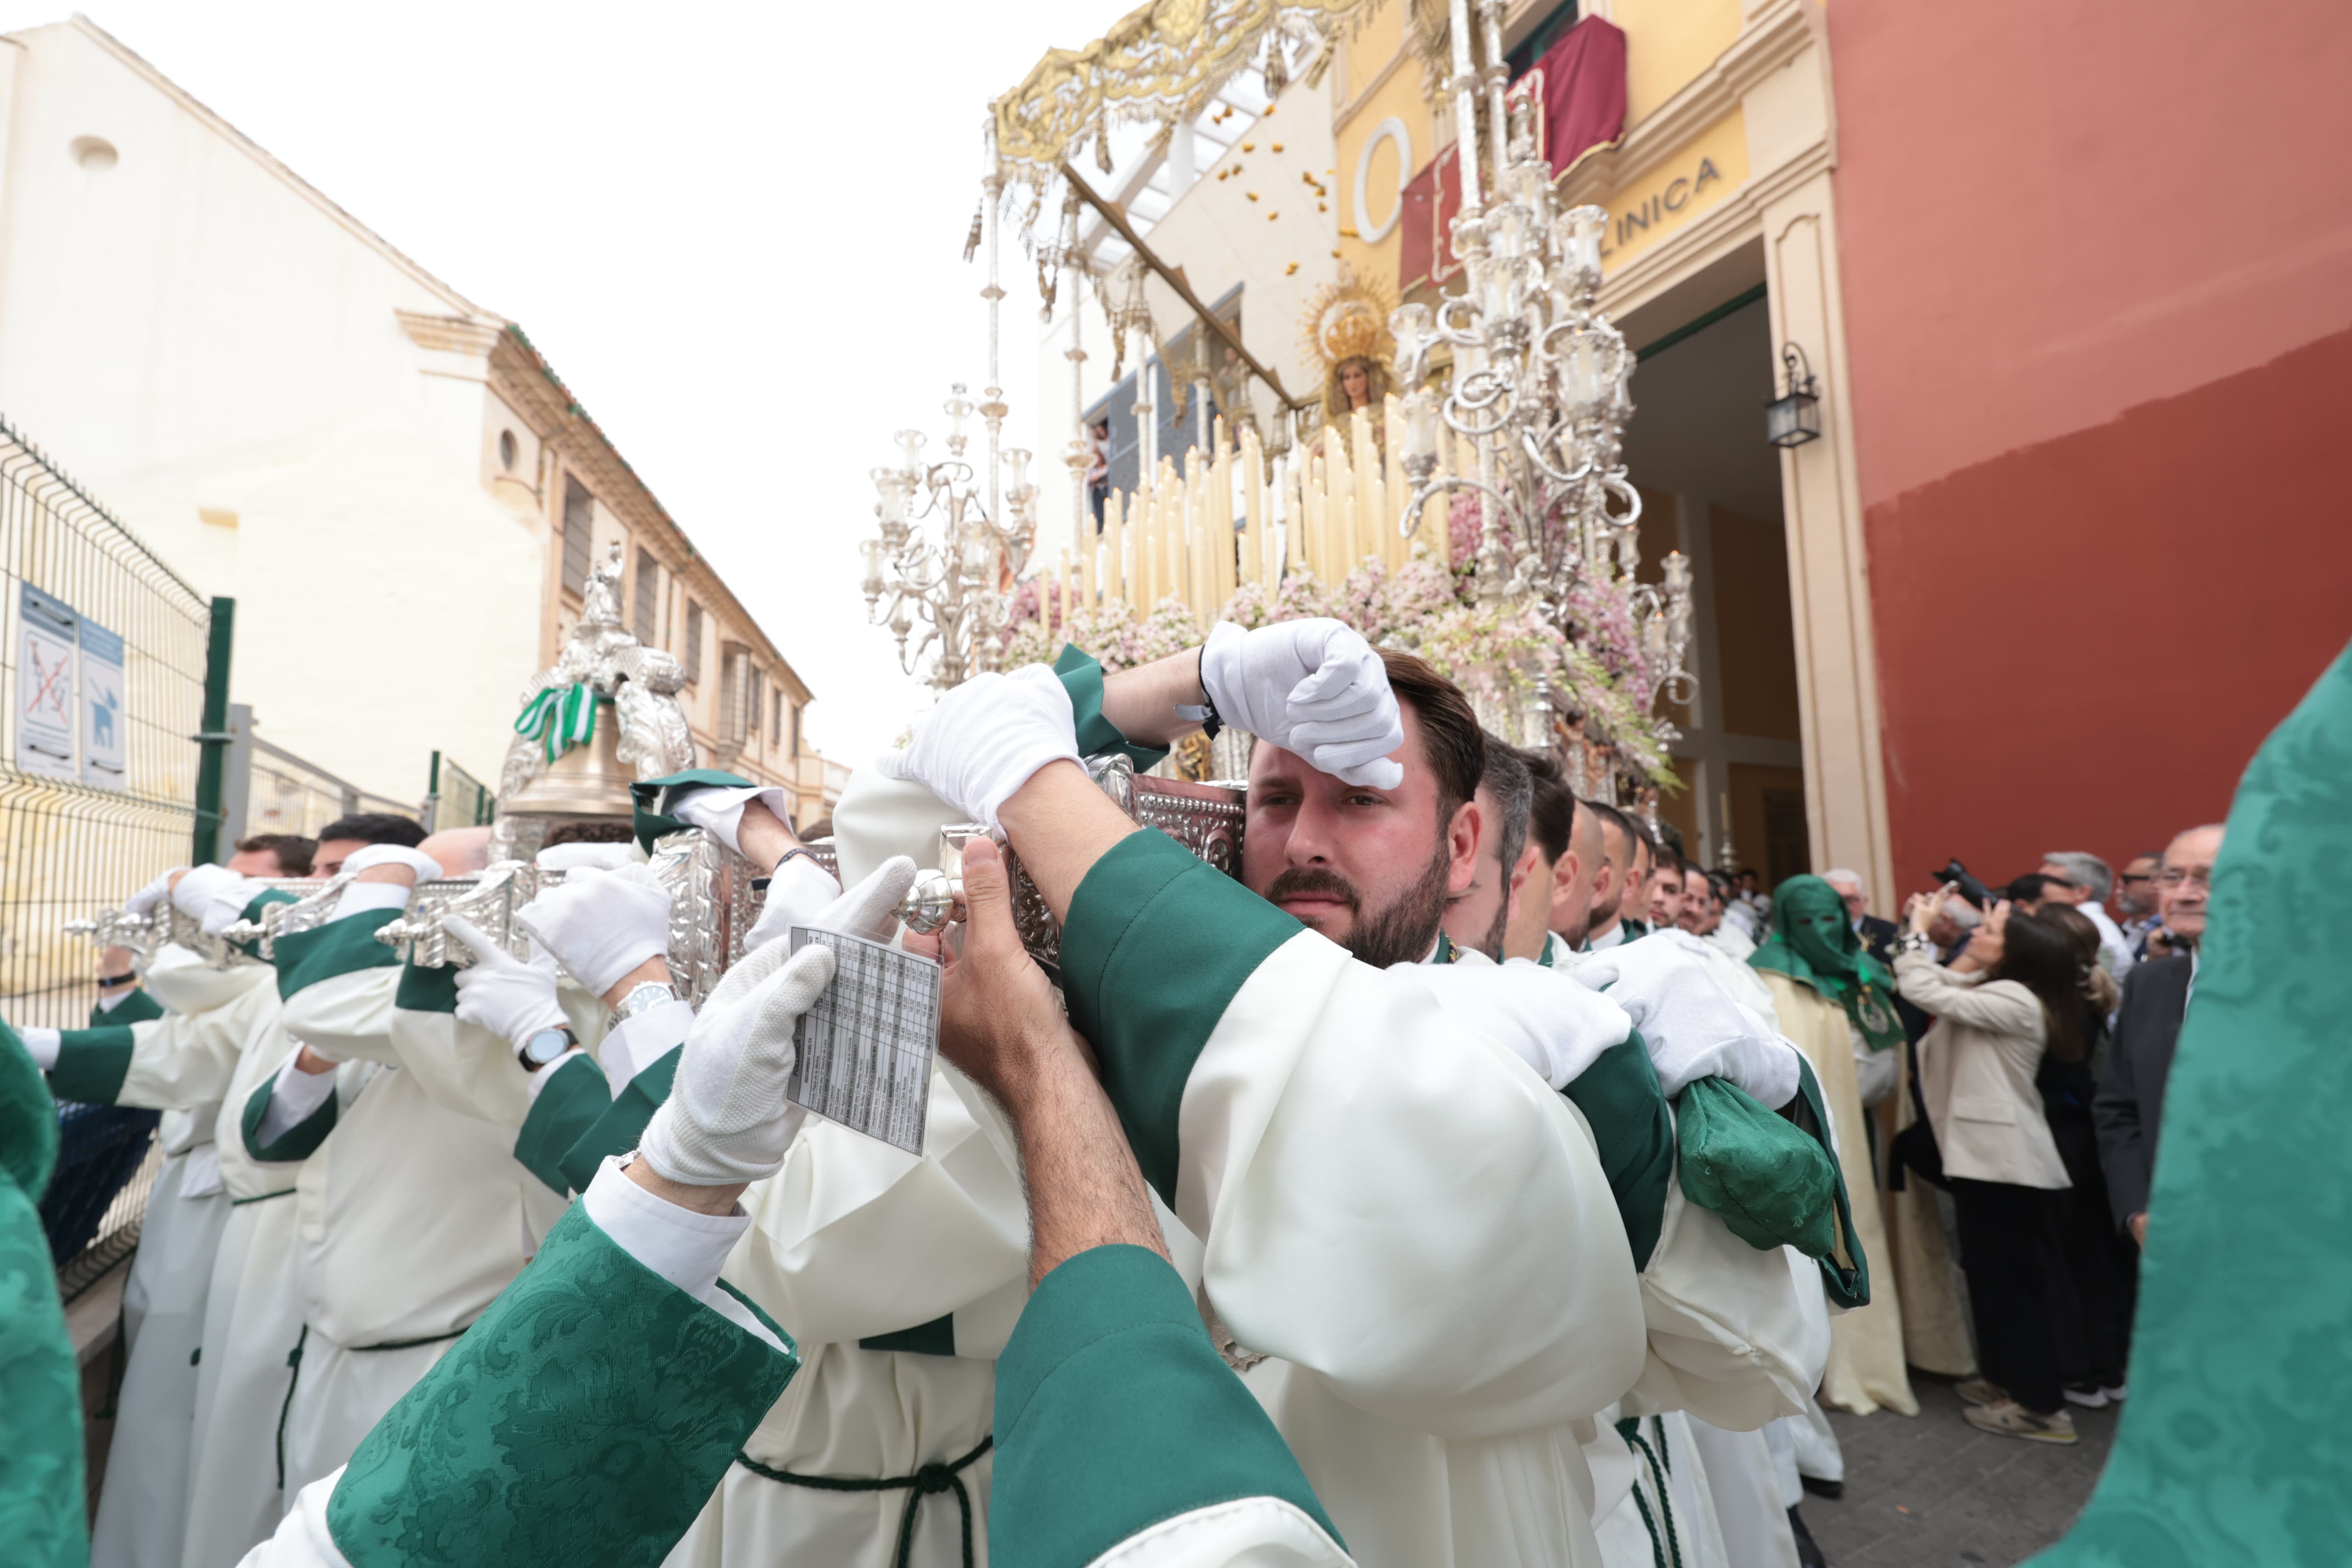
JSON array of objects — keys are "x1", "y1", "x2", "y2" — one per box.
[{"x1": 1751, "y1": 875, "x2": 1903, "y2": 1051}]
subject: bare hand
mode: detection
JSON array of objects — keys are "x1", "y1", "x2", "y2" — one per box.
[
  {"x1": 936, "y1": 838, "x2": 1089, "y2": 1104},
  {"x1": 2130, "y1": 1211, "x2": 2148, "y2": 1246},
  {"x1": 1904, "y1": 885, "x2": 1949, "y2": 937}
]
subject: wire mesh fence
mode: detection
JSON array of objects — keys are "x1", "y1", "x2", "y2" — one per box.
[
  {"x1": 424, "y1": 749, "x2": 496, "y2": 831},
  {"x1": 0, "y1": 415, "x2": 213, "y2": 1280}
]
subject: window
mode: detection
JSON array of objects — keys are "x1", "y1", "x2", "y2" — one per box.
[
  {"x1": 560, "y1": 476, "x2": 594, "y2": 597},
  {"x1": 748, "y1": 668, "x2": 765, "y2": 737},
  {"x1": 718, "y1": 645, "x2": 752, "y2": 747},
  {"x1": 774, "y1": 689, "x2": 786, "y2": 743},
  {"x1": 683, "y1": 601, "x2": 705, "y2": 684},
  {"x1": 633, "y1": 549, "x2": 660, "y2": 644},
  {"x1": 498, "y1": 429, "x2": 519, "y2": 472},
  {"x1": 789, "y1": 701, "x2": 801, "y2": 758}
]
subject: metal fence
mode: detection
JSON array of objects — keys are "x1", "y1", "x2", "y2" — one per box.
[
  {"x1": 423, "y1": 749, "x2": 495, "y2": 832},
  {"x1": 0, "y1": 416, "x2": 214, "y2": 1285},
  {"x1": 220, "y1": 704, "x2": 418, "y2": 841}
]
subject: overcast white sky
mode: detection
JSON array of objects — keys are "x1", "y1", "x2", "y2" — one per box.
[{"x1": 0, "y1": 0, "x2": 1111, "y2": 764}]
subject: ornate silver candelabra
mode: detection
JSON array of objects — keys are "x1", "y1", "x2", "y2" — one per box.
[
  {"x1": 860, "y1": 385, "x2": 1039, "y2": 691},
  {"x1": 1392, "y1": 0, "x2": 1696, "y2": 729}
]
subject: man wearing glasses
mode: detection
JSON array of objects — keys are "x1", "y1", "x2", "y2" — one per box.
[
  {"x1": 2114, "y1": 854, "x2": 2165, "y2": 960},
  {"x1": 2093, "y1": 824, "x2": 2224, "y2": 1251}
]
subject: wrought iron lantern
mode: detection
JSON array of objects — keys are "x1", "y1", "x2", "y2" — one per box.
[{"x1": 1765, "y1": 342, "x2": 1822, "y2": 448}]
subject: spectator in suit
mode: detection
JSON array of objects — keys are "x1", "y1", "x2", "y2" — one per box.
[
  {"x1": 2093, "y1": 824, "x2": 2225, "y2": 1249},
  {"x1": 1825, "y1": 868, "x2": 1899, "y2": 965}
]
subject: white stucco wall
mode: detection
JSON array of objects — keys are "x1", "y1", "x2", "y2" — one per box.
[
  {"x1": 0, "y1": 19, "x2": 539, "y2": 798},
  {"x1": 1031, "y1": 73, "x2": 1343, "y2": 556}
]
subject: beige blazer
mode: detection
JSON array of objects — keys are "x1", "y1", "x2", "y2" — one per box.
[{"x1": 1894, "y1": 951, "x2": 2070, "y2": 1189}]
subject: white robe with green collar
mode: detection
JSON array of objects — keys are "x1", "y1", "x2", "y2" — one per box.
[{"x1": 236, "y1": 1166, "x2": 1351, "y2": 1568}]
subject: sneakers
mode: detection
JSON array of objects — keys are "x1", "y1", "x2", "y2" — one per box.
[
  {"x1": 2103, "y1": 1381, "x2": 2128, "y2": 1402},
  {"x1": 1956, "y1": 1377, "x2": 2007, "y2": 1407},
  {"x1": 1964, "y1": 1399, "x2": 2079, "y2": 1444},
  {"x1": 2063, "y1": 1382, "x2": 2109, "y2": 1409}
]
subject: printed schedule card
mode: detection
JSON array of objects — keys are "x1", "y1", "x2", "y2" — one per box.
[{"x1": 785, "y1": 927, "x2": 940, "y2": 1155}]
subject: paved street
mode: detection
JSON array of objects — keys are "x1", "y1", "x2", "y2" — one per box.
[{"x1": 1801, "y1": 1376, "x2": 2119, "y2": 1568}]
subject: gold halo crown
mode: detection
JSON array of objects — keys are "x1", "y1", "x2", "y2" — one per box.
[{"x1": 1300, "y1": 269, "x2": 1397, "y2": 372}]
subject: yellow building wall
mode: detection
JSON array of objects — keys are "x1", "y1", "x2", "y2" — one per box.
[
  {"x1": 1332, "y1": 0, "x2": 1436, "y2": 290},
  {"x1": 1597, "y1": 107, "x2": 1749, "y2": 273},
  {"x1": 1612, "y1": 0, "x2": 1745, "y2": 125}
]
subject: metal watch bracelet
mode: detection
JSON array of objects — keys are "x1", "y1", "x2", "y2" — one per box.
[{"x1": 611, "y1": 979, "x2": 678, "y2": 1025}]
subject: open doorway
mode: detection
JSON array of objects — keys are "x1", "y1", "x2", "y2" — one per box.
[{"x1": 1618, "y1": 251, "x2": 1809, "y2": 888}]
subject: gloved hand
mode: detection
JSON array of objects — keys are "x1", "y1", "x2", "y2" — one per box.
[
  {"x1": 12, "y1": 1025, "x2": 62, "y2": 1071},
  {"x1": 1394, "y1": 958, "x2": 1632, "y2": 1089},
  {"x1": 1571, "y1": 929, "x2": 1800, "y2": 1105},
  {"x1": 1199, "y1": 618, "x2": 1404, "y2": 789},
  {"x1": 445, "y1": 918, "x2": 567, "y2": 1049},
  {"x1": 341, "y1": 844, "x2": 447, "y2": 883},
  {"x1": 124, "y1": 869, "x2": 182, "y2": 918},
  {"x1": 874, "y1": 665, "x2": 1080, "y2": 829},
  {"x1": 669, "y1": 784, "x2": 793, "y2": 857},
  {"x1": 515, "y1": 863, "x2": 672, "y2": 998},
  {"x1": 535, "y1": 842, "x2": 638, "y2": 872},
  {"x1": 170, "y1": 864, "x2": 266, "y2": 936},
  {"x1": 637, "y1": 856, "x2": 919, "y2": 1187}
]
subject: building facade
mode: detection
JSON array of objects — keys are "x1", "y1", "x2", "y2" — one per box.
[
  {"x1": 0, "y1": 17, "x2": 838, "y2": 827},
  {"x1": 1027, "y1": 0, "x2": 2352, "y2": 908}
]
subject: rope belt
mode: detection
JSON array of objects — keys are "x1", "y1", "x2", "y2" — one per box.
[
  {"x1": 275, "y1": 1325, "x2": 309, "y2": 1490},
  {"x1": 1617, "y1": 1415, "x2": 1684, "y2": 1568},
  {"x1": 232, "y1": 1187, "x2": 297, "y2": 1206},
  {"x1": 735, "y1": 1434, "x2": 993, "y2": 1568}
]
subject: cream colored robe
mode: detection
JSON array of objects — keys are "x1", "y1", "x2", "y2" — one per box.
[{"x1": 1757, "y1": 972, "x2": 1917, "y2": 1416}]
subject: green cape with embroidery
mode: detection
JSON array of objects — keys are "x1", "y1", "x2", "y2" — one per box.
[{"x1": 1749, "y1": 875, "x2": 1903, "y2": 1052}]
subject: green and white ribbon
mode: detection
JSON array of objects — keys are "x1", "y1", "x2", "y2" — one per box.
[{"x1": 514, "y1": 682, "x2": 598, "y2": 764}]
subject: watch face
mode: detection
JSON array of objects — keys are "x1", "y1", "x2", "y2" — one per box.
[{"x1": 521, "y1": 1028, "x2": 572, "y2": 1067}]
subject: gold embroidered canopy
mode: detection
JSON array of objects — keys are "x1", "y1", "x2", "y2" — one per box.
[{"x1": 994, "y1": 0, "x2": 1375, "y2": 192}]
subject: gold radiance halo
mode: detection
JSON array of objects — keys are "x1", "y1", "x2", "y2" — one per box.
[{"x1": 1298, "y1": 266, "x2": 1398, "y2": 371}]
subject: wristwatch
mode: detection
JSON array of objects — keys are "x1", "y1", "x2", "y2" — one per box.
[
  {"x1": 611, "y1": 980, "x2": 678, "y2": 1026},
  {"x1": 517, "y1": 1025, "x2": 577, "y2": 1073},
  {"x1": 1896, "y1": 931, "x2": 1936, "y2": 956}
]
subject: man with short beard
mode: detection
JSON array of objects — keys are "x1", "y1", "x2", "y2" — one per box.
[
  {"x1": 1583, "y1": 803, "x2": 1643, "y2": 950},
  {"x1": 877, "y1": 628, "x2": 1647, "y2": 1568}
]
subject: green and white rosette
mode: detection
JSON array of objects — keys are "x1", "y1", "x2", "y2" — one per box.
[{"x1": 514, "y1": 682, "x2": 599, "y2": 764}]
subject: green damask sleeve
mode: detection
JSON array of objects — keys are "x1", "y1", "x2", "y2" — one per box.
[
  {"x1": 991, "y1": 1244, "x2": 1340, "y2": 1568},
  {"x1": 326, "y1": 1202, "x2": 799, "y2": 1568}
]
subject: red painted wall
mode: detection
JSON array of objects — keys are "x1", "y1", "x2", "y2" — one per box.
[{"x1": 1824, "y1": 0, "x2": 2352, "y2": 889}]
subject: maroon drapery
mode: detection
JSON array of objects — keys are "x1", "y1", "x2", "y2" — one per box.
[{"x1": 1398, "y1": 16, "x2": 1628, "y2": 293}]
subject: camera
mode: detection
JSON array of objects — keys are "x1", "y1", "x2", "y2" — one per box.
[{"x1": 1933, "y1": 858, "x2": 1992, "y2": 909}]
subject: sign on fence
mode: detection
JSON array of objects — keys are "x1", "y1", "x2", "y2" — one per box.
[
  {"x1": 80, "y1": 614, "x2": 126, "y2": 788},
  {"x1": 17, "y1": 583, "x2": 79, "y2": 781}
]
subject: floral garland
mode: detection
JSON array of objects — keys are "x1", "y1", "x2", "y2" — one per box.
[{"x1": 1003, "y1": 522, "x2": 1679, "y2": 789}]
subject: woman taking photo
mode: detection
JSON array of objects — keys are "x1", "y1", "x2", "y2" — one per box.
[{"x1": 1894, "y1": 890, "x2": 2079, "y2": 1443}]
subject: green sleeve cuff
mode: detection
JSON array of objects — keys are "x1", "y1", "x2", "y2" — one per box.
[
  {"x1": 274, "y1": 908, "x2": 403, "y2": 1001},
  {"x1": 993, "y1": 1244, "x2": 1340, "y2": 1568},
  {"x1": 557, "y1": 1047, "x2": 680, "y2": 1195},
  {"x1": 328, "y1": 1201, "x2": 799, "y2": 1568},
  {"x1": 629, "y1": 769, "x2": 756, "y2": 854},
  {"x1": 1560, "y1": 1032, "x2": 1676, "y2": 1270},
  {"x1": 93, "y1": 989, "x2": 166, "y2": 1026},
  {"x1": 241, "y1": 1067, "x2": 338, "y2": 1163},
  {"x1": 514, "y1": 1055, "x2": 612, "y2": 1196},
  {"x1": 1053, "y1": 644, "x2": 1170, "y2": 771},
  {"x1": 1787, "y1": 1057, "x2": 1870, "y2": 1308},
  {"x1": 394, "y1": 959, "x2": 460, "y2": 1016},
  {"x1": 45, "y1": 1026, "x2": 138, "y2": 1106},
  {"x1": 1058, "y1": 832, "x2": 1300, "y2": 1205},
  {"x1": 233, "y1": 889, "x2": 300, "y2": 959}
]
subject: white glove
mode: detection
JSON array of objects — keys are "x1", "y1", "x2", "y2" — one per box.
[
  {"x1": 515, "y1": 863, "x2": 672, "y2": 998},
  {"x1": 341, "y1": 844, "x2": 447, "y2": 883},
  {"x1": 1571, "y1": 929, "x2": 1801, "y2": 1106},
  {"x1": 445, "y1": 918, "x2": 567, "y2": 1049},
  {"x1": 535, "y1": 842, "x2": 639, "y2": 872},
  {"x1": 668, "y1": 784, "x2": 792, "y2": 857},
  {"x1": 874, "y1": 665, "x2": 1080, "y2": 829},
  {"x1": 15, "y1": 1026, "x2": 62, "y2": 1070},
  {"x1": 637, "y1": 855, "x2": 920, "y2": 1187},
  {"x1": 1393, "y1": 959, "x2": 1632, "y2": 1089},
  {"x1": 170, "y1": 864, "x2": 266, "y2": 936},
  {"x1": 124, "y1": 869, "x2": 182, "y2": 918},
  {"x1": 1200, "y1": 618, "x2": 1404, "y2": 790}
]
